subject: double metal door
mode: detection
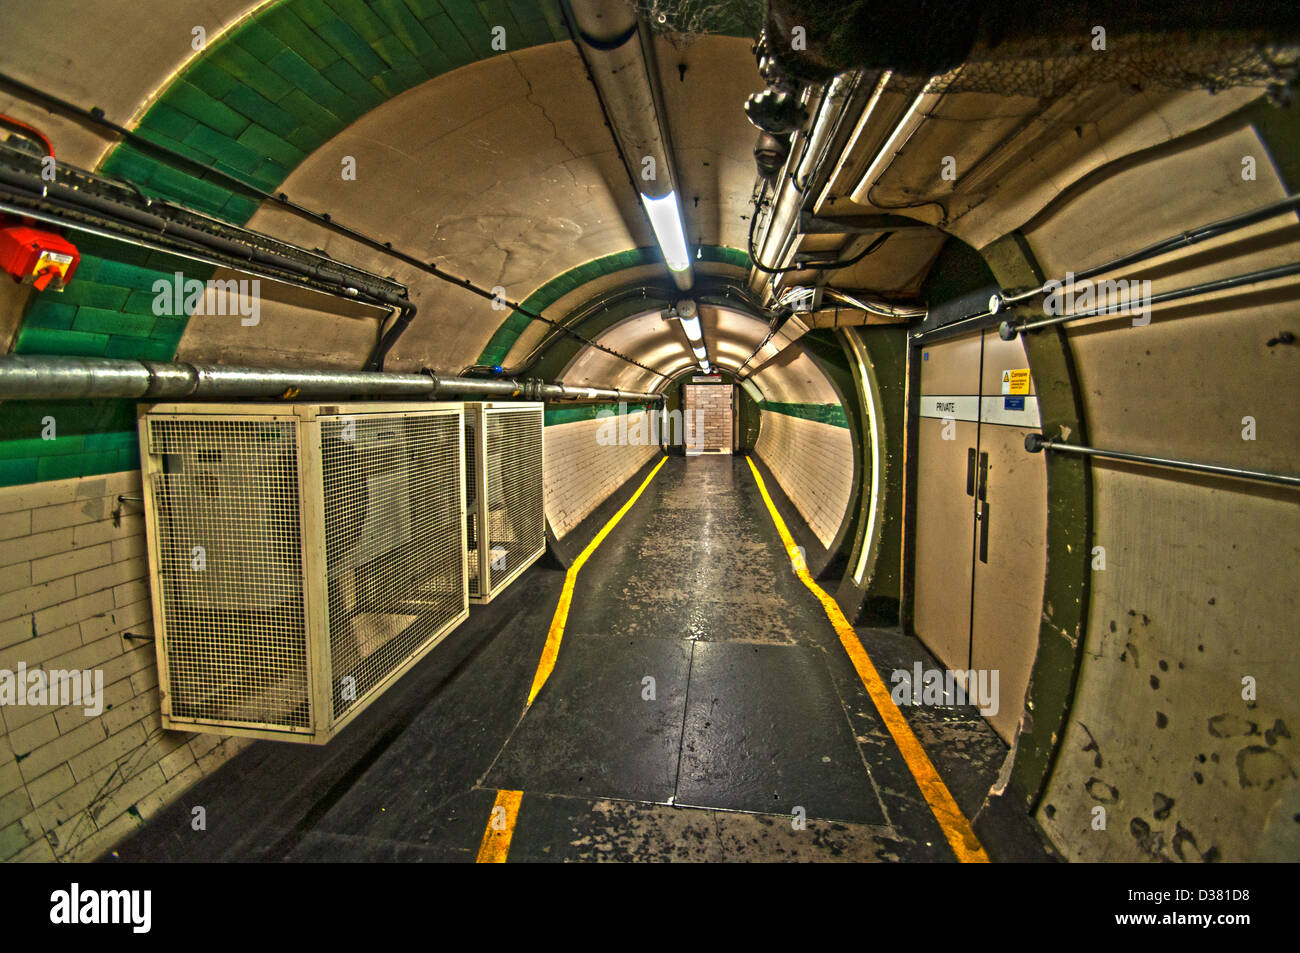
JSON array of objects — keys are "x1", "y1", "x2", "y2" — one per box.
[{"x1": 912, "y1": 329, "x2": 1046, "y2": 742}]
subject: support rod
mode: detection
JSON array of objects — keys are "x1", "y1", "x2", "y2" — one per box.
[{"x1": 1025, "y1": 434, "x2": 1300, "y2": 488}]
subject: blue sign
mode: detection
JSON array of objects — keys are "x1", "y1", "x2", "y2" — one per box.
[{"x1": 1004, "y1": 396, "x2": 1025, "y2": 411}]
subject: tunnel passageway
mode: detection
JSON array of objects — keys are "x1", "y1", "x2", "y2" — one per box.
[
  {"x1": 4, "y1": 0, "x2": 1295, "y2": 878},
  {"x1": 108, "y1": 454, "x2": 1026, "y2": 863}
]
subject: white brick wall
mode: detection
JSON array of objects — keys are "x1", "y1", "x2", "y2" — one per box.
[
  {"x1": 755, "y1": 411, "x2": 854, "y2": 547},
  {"x1": 0, "y1": 470, "x2": 249, "y2": 862},
  {"x1": 544, "y1": 412, "x2": 658, "y2": 539},
  {"x1": 684, "y1": 385, "x2": 732, "y2": 451}
]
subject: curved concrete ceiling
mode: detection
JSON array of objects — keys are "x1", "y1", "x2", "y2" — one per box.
[
  {"x1": 0, "y1": 0, "x2": 838, "y2": 405},
  {"x1": 556, "y1": 301, "x2": 840, "y2": 401},
  {"x1": 180, "y1": 33, "x2": 763, "y2": 378},
  {"x1": 0, "y1": 0, "x2": 272, "y2": 166}
]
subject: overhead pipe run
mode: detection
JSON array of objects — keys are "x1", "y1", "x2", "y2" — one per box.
[
  {"x1": 0, "y1": 74, "x2": 660, "y2": 379},
  {"x1": 567, "y1": 0, "x2": 694, "y2": 291},
  {"x1": 748, "y1": 73, "x2": 858, "y2": 286},
  {"x1": 822, "y1": 288, "x2": 927, "y2": 320},
  {"x1": 1000, "y1": 261, "x2": 1300, "y2": 339},
  {"x1": 0, "y1": 153, "x2": 416, "y2": 371},
  {"x1": 0, "y1": 355, "x2": 665, "y2": 405}
]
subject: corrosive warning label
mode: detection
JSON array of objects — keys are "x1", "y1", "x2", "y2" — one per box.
[{"x1": 1001, "y1": 369, "x2": 1031, "y2": 395}]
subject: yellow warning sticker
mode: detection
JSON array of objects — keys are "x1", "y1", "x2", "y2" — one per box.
[{"x1": 1001, "y1": 369, "x2": 1031, "y2": 395}]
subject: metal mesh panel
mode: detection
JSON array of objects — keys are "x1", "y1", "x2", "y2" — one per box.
[
  {"x1": 321, "y1": 412, "x2": 464, "y2": 722},
  {"x1": 484, "y1": 407, "x2": 545, "y2": 594},
  {"x1": 147, "y1": 417, "x2": 310, "y2": 730}
]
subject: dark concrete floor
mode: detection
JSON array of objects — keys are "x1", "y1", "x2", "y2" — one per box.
[{"x1": 109, "y1": 454, "x2": 1033, "y2": 863}]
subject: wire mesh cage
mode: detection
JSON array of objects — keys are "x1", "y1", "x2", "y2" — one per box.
[
  {"x1": 464, "y1": 403, "x2": 546, "y2": 604},
  {"x1": 139, "y1": 402, "x2": 469, "y2": 744}
]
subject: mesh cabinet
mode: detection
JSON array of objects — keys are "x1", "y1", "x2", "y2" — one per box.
[
  {"x1": 137, "y1": 402, "x2": 469, "y2": 744},
  {"x1": 464, "y1": 402, "x2": 546, "y2": 603}
]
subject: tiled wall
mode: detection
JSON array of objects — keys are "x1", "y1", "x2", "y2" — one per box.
[
  {"x1": 544, "y1": 410, "x2": 658, "y2": 539},
  {"x1": 0, "y1": 471, "x2": 248, "y2": 862},
  {"x1": 754, "y1": 408, "x2": 853, "y2": 548}
]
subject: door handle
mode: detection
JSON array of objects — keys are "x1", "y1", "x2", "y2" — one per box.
[
  {"x1": 966, "y1": 448, "x2": 976, "y2": 496},
  {"x1": 977, "y1": 451, "x2": 989, "y2": 501},
  {"x1": 978, "y1": 501, "x2": 990, "y2": 563}
]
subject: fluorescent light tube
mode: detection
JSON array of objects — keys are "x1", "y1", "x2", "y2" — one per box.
[
  {"x1": 692, "y1": 344, "x2": 707, "y2": 359},
  {"x1": 679, "y1": 314, "x2": 703, "y2": 342},
  {"x1": 641, "y1": 191, "x2": 691, "y2": 272}
]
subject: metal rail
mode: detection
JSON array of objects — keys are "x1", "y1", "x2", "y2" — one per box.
[
  {"x1": 911, "y1": 193, "x2": 1300, "y2": 343},
  {"x1": 1001, "y1": 261, "x2": 1300, "y2": 339},
  {"x1": 1025, "y1": 434, "x2": 1300, "y2": 488}
]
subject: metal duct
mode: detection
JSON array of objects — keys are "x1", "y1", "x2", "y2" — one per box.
[
  {"x1": 568, "y1": 0, "x2": 693, "y2": 291},
  {"x1": 0, "y1": 355, "x2": 664, "y2": 404}
]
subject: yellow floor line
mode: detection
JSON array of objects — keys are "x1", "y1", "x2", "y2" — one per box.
[
  {"x1": 475, "y1": 789, "x2": 523, "y2": 863},
  {"x1": 744, "y1": 456, "x2": 990, "y2": 863},
  {"x1": 527, "y1": 454, "x2": 668, "y2": 706}
]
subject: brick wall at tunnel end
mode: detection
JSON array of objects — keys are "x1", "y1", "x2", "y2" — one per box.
[{"x1": 754, "y1": 411, "x2": 854, "y2": 549}]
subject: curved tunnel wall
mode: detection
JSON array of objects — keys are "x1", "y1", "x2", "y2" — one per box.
[
  {"x1": 543, "y1": 403, "x2": 658, "y2": 540},
  {"x1": 1006, "y1": 105, "x2": 1300, "y2": 863},
  {"x1": 750, "y1": 348, "x2": 855, "y2": 550}
]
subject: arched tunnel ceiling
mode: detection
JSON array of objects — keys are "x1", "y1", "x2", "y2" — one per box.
[
  {"x1": 179, "y1": 32, "x2": 765, "y2": 378},
  {"x1": 2, "y1": 0, "x2": 768, "y2": 388},
  {"x1": 0, "y1": 0, "x2": 271, "y2": 167},
  {"x1": 557, "y1": 302, "x2": 838, "y2": 404}
]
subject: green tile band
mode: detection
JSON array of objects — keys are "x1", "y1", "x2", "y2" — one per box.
[
  {"x1": 476, "y1": 245, "x2": 751, "y2": 367},
  {"x1": 758, "y1": 401, "x2": 851, "y2": 429}
]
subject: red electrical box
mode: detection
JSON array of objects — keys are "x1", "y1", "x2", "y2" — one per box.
[{"x1": 0, "y1": 221, "x2": 80, "y2": 292}]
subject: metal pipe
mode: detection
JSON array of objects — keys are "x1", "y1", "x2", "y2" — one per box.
[
  {"x1": 822, "y1": 288, "x2": 927, "y2": 319},
  {"x1": 750, "y1": 83, "x2": 831, "y2": 285},
  {"x1": 0, "y1": 167, "x2": 408, "y2": 308},
  {"x1": 848, "y1": 76, "x2": 947, "y2": 206},
  {"x1": 1025, "y1": 434, "x2": 1300, "y2": 489},
  {"x1": 0, "y1": 200, "x2": 391, "y2": 309},
  {"x1": 1012, "y1": 193, "x2": 1300, "y2": 305},
  {"x1": 956, "y1": 193, "x2": 1300, "y2": 329},
  {"x1": 0, "y1": 355, "x2": 663, "y2": 403},
  {"x1": 568, "y1": 0, "x2": 693, "y2": 291},
  {"x1": 1001, "y1": 261, "x2": 1300, "y2": 339}
]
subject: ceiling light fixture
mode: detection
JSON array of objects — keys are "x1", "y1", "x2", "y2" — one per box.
[
  {"x1": 641, "y1": 191, "x2": 691, "y2": 272},
  {"x1": 679, "y1": 314, "x2": 703, "y2": 342}
]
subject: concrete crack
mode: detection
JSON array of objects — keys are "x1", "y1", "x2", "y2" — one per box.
[{"x1": 511, "y1": 55, "x2": 582, "y2": 191}]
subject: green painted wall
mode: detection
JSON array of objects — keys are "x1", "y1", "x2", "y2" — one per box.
[
  {"x1": 543, "y1": 401, "x2": 649, "y2": 427},
  {"x1": 1, "y1": 0, "x2": 758, "y2": 487},
  {"x1": 2, "y1": 0, "x2": 571, "y2": 487},
  {"x1": 757, "y1": 400, "x2": 850, "y2": 428},
  {"x1": 476, "y1": 245, "x2": 751, "y2": 367}
]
